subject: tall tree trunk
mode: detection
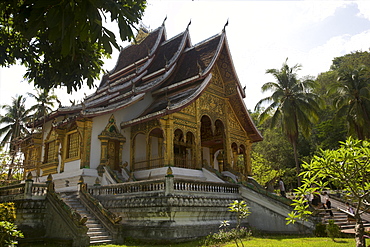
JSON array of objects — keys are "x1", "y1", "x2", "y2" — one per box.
[
  {"x1": 355, "y1": 216, "x2": 365, "y2": 247},
  {"x1": 292, "y1": 140, "x2": 301, "y2": 187}
]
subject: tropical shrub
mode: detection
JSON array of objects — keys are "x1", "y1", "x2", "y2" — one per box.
[{"x1": 0, "y1": 203, "x2": 23, "y2": 246}]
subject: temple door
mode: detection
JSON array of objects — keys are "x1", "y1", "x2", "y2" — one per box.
[{"x1": 107, "y1": 140, "x2": 120, "y2": 170}]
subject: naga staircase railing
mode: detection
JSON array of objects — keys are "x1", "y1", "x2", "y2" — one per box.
[{"x1": 78, "y1": 178, "x2": 123, "y2": 243}]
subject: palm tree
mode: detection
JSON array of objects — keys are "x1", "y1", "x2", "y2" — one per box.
[
  {"x1": 27, "y1": 88, "x2": 59, "y2": 120},
  {"x1": 255, "y1": 59, "x2": 321, "y2": 186},
  {"x1": 0, "y1": 95, "x2": 32, "y2": 179},
  {"x1": 332, "y1": 66, "x2": 370, "y2": 140}
]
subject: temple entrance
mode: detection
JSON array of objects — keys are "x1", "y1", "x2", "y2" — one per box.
[
  {"x1": 173, "y1": 130, "x2": 196, "y2": 169},
  {"x1": 98, "y1": 115, "x2": 126, "y2": 172},
  {"x1": 107, "y1": 140, "x2": 120, "y2": 171},
  {"x1": 200, "y1": 116, "x2": 226, "y2": 171}
]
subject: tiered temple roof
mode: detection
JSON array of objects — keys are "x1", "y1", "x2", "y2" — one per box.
[{"x1": 37, "y1": 23, "x2": 262, "y2": 142}]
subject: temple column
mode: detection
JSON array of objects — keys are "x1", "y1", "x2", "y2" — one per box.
[
  {"x1": 160, "y1": 115, "x2": 174, "y2": 166},
  {"x1": 195, "y1": 101, "x2": 202, "y2": 169},
  {"x1": 77, "y1": 119, "x2": 93, "y2": 169},
  {"x1": 246, "y1": 140, "x2": 252, "y2": 176}
]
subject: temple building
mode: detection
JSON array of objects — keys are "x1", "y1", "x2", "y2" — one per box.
[
  {"x1": 22, "y1": 22, "x2": 262, "y2": 188},
  {"x1": 14, "y1": 23, "x2": 312, "y2": 245}
]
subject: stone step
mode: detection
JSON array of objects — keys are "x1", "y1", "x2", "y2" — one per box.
[
  {"x1": 59, "y1": 192, "x2": 113, "y2": 244},
  {"x1": 86, "y1": 223, "x2": 102, "y2": 228},
  {"x1": 88, "y1": 231, "x2": 109, "y2": 237},
  {"x1": 90, "y1": 235, "x2": 113, "y2": 241},
  {"x1": 88, "y1": 227, "x2": 107, "y2": 232},
  {"x1": 86, "y1": 218, "x2": 100, "y2": 225},
  {"x1": 340, "y1": 223, "x2": 370, "y2": 229},
  {"x1": 90, "y1": 239, "x2": 114, "y2": 245}
]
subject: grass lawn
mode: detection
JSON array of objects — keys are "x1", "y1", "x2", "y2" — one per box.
[
  {"x1": 92, "y1": 236, "x2": 356, "y2": 247},
  {"x1": 223, "y1": 236, "x2": 355, "y2": 247}
]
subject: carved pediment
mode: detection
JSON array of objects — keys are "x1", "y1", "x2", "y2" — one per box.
[{"x1": 99, "y1": 115, "x2": 126, "y2": 142}]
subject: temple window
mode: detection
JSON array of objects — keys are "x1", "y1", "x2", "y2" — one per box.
[
  {"x1": 45, "y1": 140, "x2": 56, "y2": 163},
  {"x1": 66, "y1": 130, "x2": 80, "y2": 160}
]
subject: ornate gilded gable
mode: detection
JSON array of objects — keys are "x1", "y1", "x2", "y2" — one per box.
[{"x1": 99, "y1": 115, "x2": 126, "y2": 142}]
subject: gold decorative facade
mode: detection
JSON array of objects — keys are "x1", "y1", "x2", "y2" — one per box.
[{"x1": 125, "y1": 67, "x2": 253, "y2": 176}]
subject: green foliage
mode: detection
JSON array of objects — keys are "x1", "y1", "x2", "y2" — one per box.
[
  {"x1": 0, "y1": 203, "x2": 16, "y2": 222},
  {"x1": 0, "y1": 221, "x2": 24, "y2": 247},
  {"x1": 312, "y1": 117, "x2": 347, "y2": 151},
  {"x1": 287, "y1": 137, "x2": 370, "y2": 247},
  {"x1": 255, "y1": 58, "x2": 321, "y2": 186},
  {"x1": 0, "y1": 0, "x2": 147, "y2": 93},
  {"x1": 331, "y1": 51, "x2": 370, "y2": 73},
  {"x1": 228, "y1": 200, "x2": 251, "y2": 229},
  {"x1": 314, "y1": 222, "x2": 327, "y2": 237},
  {"x1": 202, "y1": 227, "x2": 251, "y2": 246},
  {"x1": 251, "y1": 113, "x2": 296, "y2": 189},
  {"x1": 27, "y1": 88, "x2": 59, "y2": 119},
  {"x1": 0, "y1": 203, "x2": 23, "y2": 246},
  {"x1": 202, "y1": 200, "x2": 251, "y2": 246},
  {"x1": 326, "y1": 219, "x2": 341, "y2": 241},
  {"x1": 314, "y1": 71, "x2": 339, "y2": 107},
  {"x1": 0, "y1": 95, "x2": 31, "y2": 148},
  {"x1": 331, "y1": 66, "x2": 370, "y2": 140},
  {"x1": 251, "y1": 151, "x2": 280, "y2": 187}
]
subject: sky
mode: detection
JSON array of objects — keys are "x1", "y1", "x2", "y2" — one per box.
[{"x1": 1, "y1": 0, "x2": 370, "y2": 114}]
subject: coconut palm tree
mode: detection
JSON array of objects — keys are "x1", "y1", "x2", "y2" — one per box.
[
  {"x1": 0, "y1": 95, "x2": 31, "y2": 179},
  {"x1": 27, "y1": 88, "x2": 59, "y2": 120},
  {"x1": 0, "y1": 95, "x2": 31, "y2": 148},
  {"x1": 255, "y1": 59, "x2": 321, "y2": 186},
  {"x1": 332, "y1": 66, "x2": 370, "y2": 140}
]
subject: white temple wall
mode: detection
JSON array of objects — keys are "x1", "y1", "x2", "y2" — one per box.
[
  {"x1": 88, "y1": 93, "x2": 153, "y2": 170},
  {"x1": 90, "y1": 114, "x2": 110, "y2": 169},
  {"x1": 63, "y1": 159, "x2": 81, "y2": 172},
  {"x1": 121, "y1": 127, "x2": 131, "y2": 169}
]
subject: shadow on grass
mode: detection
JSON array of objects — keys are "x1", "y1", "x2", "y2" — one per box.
[
  {"x1": 333, "y1": 240, "x2": 350, "y2": 243},
  {"x1": 252, "y1": 234, "x2": 351, "y2": 243}
]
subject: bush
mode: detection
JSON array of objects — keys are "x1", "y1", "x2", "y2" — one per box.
[
  {"x1": 314, "y1": 222, "x2": 327, "y2": 237},
  {"x1": 202, "y1": 227, "x2": 251, "y2": 246},
  {"x1": 326, "y1": 219, "x2": 341, "y2": 241},
  {"x1": 0, "y1": 221, "x2": 24, "y2": 247},
  {"x1": 0, "y1": 203, "x2": 16, "y2": 222},
  {"x1": 0, "y1": 202, "x2": 23, "y2": 246}
]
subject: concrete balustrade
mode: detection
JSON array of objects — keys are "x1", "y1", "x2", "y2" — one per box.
[
  {"x1": 0, "y1": 178, "x2": 47, "y2": 201},
  {"x1": 86, "y1": 175, "x2": 239, "y2": 198}
]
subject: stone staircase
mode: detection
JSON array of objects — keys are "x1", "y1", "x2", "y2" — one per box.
[
  {"x1": 60, "y1": 192, "x2": 114, "y2": 245},
  {"x1": 321, "y1": 197, "x2": 370, "y2": 234}
]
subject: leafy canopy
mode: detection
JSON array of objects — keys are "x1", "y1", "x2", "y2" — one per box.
[
  {"x1": 287, "y1": 138, "x2": 370, "y2": 247},
  {"x1": 0, "y1": 0, "x2": 146, "y2": 93}
]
